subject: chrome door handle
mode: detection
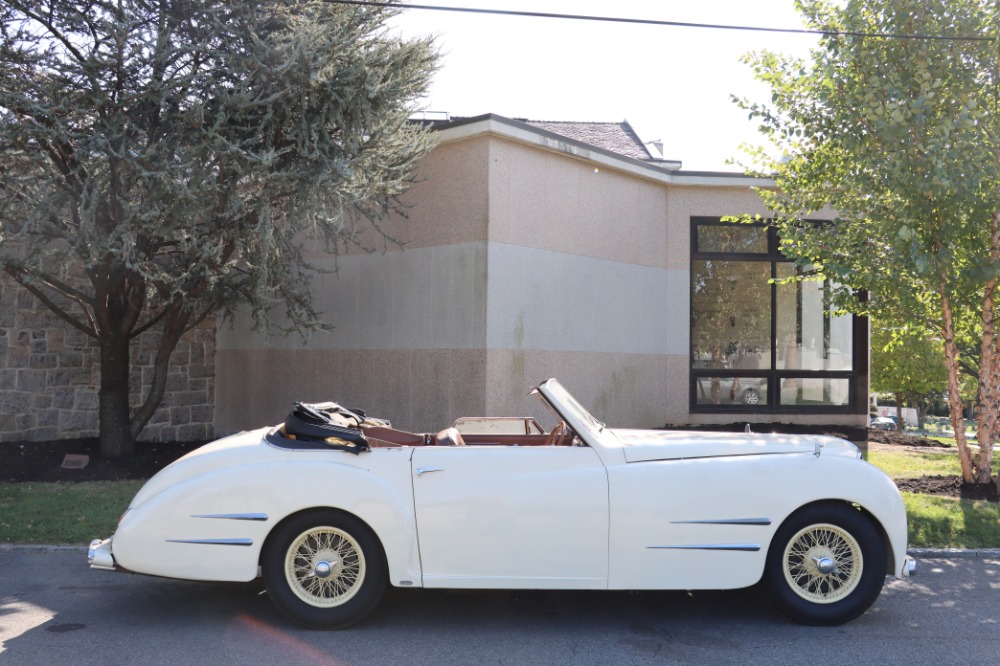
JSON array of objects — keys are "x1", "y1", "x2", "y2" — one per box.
[{"x1": 415, "y1": 467, "x2": 444, "y2": 476}]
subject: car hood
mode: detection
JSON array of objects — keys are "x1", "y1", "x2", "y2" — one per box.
[{"x1": 610, "y1": 428, "x2": 860, "y2": 463}]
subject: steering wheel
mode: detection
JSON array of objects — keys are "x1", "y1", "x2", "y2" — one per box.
[{"x1": 545, "y1": 421, "x2": 567, "y2": 446}]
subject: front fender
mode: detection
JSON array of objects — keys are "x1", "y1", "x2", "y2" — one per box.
[
  {"x1": 112, "y1": 457, "x2": 419, "y2": 585},
  {"x1": 608, "y1": 453, "x2": 909, "y2": 589}
]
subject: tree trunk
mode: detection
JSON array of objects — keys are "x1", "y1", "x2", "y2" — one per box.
[
  {"x1": 129, "y1": 307, "x2": 191, "y2": 441},
  {"x1": 894, "y1": 393, "x2": 904, "y2": 432},
  {"x1": 98, "y1": 331, "x2": 135, "y2": 458},
  {"x1": 941, "y1": 296, "x2": 975, "y2": 481},
  {"x1": 916, "y1": 400, "x2": 928, "y2": 432},
  {"x1": 976, "y1": 210, "x2": 1000, "y2": 485}
]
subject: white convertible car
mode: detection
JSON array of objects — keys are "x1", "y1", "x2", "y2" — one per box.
[{"x1": 89, "y1": 379, "x2": 914, "y2": 628}]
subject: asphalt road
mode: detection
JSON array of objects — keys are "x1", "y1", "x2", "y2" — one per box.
[{"x1": 1, "y1": 549, "x2": 998, "y2": 666}]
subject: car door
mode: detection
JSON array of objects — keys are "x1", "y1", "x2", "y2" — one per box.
[{"x1": 411, "y1": 444, "x2": 609, "y2": 589}]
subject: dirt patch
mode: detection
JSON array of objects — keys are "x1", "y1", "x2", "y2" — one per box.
[
  {"x1": 867, "y1": 429, "x2": 952, "y2": 449},
  {"x1": 867, "y1": 431, "x2": 997, "y2": 502},
  {"x1": 894, "y1": 475, "x2": 999, "y2": 502}
]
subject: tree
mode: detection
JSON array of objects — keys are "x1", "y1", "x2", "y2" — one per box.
[
  {"x1": 736, "y1": 0, "x2": 1000, "y2": 487},
  {"x1": 870, "y1": 322, "x2": 948, "y2": 431},
  {"x1": 0, "y1": 1, "x2": 437, "y2": 457}
]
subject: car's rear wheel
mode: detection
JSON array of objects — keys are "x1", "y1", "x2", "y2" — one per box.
[
  {"x1": 764, "y1": 503, "x2": 886, "y2": 626},
  {"x1": 741, "y1": 388, "x2": 761, "y2": 405},
  {"x1": 262, "y1": 510, "x2": 386, "y2": 628}
]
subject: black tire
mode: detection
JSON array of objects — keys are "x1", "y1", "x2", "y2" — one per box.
[
  {"x1": 741, "y1": 388, "x2": 761, "y2": 405},
  {"x1": 262, "y1": 510, "x2": 387, "y2": 628},
  {"x1": 764, "y1": 503, "x2": 886, "y2": 626}
]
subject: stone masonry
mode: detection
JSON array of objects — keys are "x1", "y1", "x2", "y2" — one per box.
[{"x1": 0, "y1": 275, "x2": 215, "y2": 443}]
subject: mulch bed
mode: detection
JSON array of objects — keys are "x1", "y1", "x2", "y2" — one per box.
[
  {"x1": 0, "y1": 438, "x2": 207, "y2": 482},
  {"x1": 894, "y1": 475, "x2": 999, "y2": 502},
  {"x1": 867, "y1": 429, "x2": 952, "y2": 449},
  {"x1": 867, "y1": 431, "x2": 998, "y2": 502}
]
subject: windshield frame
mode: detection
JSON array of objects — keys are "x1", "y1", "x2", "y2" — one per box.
[{"x1": 531, "y1": 378, "x2": 610, "y2": 445}]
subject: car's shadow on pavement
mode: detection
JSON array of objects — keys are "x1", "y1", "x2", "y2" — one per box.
[{"x1": 4, "y1": 552, "x2": 991, "y2": 666}]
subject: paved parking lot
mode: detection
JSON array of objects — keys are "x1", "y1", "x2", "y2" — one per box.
[{"x1": 1, "y1": 549, "x2": 998, "y2": 665}]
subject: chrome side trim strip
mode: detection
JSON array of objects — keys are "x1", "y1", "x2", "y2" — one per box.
[
  {"x1": 670, "y1": 518, "x2": 772, "y2": 526},
  {"x1": 165, "y1": 538, "x2": 254, "y2": 546},
  {"x1": 191, "y1": 513, "x2": 269, "y2": 522},
  {"x1": 647, "y1": 544, "x2": 761, "y2": 552}
]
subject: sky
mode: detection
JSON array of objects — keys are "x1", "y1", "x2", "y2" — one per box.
[{"x1": 387, "y1": 0, "x2": 822, "y2": 172}]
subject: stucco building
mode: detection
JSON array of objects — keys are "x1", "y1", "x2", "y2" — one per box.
[{"x1": 214, "y1": 114, "x2": 868, "y2": 436}]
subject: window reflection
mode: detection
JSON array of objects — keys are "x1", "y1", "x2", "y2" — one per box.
[
  {"x1": 696, "y1": 225, "x2": 769, "y2": 254},
  {"x1": 779, "y1": 378, "x2": 850, "y2": 406},
  {"x1": 695, "y1": 376, "x2": 768, "y2": 406},
  {"x1": 691, "y1": 260, "x2": 771, "y2": 371},
  {"x1": 775, "y1": 264, "x2": 852, "y2": 371},
  {"x1": 689, "y1": 219, "x2": 859, "y2": 412}
]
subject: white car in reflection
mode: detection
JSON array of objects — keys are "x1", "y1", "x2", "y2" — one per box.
[
  {"x1": 89, "y1": 378, "x2": 913, "y2": 628},
  {"x1": 695, "y1": 376, "x2": 768, "y2": 405}
]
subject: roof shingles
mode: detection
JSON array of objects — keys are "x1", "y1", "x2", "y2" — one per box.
[{"x1": 521, "y1": 120, "x2": 653, "y2": 161}]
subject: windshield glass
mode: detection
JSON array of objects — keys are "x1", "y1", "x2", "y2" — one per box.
[{"x1": 534, "y1": 379, "x2": 605, "y2": 435}]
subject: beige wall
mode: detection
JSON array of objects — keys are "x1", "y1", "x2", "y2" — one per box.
[
  {"x1": 215, "y1": 348, "x2": 486, "y2": 434},
  {"x1": 214, "y1": 130, "x2": 866, "y2": 436},
  {"x1": 488, "y1": 137, "x2": 670, "y2": 268}
]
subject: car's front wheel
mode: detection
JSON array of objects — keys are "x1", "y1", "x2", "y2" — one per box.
[
  {"x1": 262, "y1": 510, "x2": 387, "y2": 628},
  {"x1": 763, "y1": 503, "x2": 886, "y2": 626}
]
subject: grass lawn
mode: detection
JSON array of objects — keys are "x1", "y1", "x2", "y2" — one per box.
[
  {"x1": 867, "y1": 448, "x2": 999, "y2": 548},
  {"x1": 0, "y1": 480, "x2": 144, "y2": 545},
  {"x1": 902, "y1": 492, "x2": 1000, "y2": 549}
]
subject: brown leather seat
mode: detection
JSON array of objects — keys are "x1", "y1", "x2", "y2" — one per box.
[{"x1": 432, "y1": 427, "x2": 466, "y2": 446}]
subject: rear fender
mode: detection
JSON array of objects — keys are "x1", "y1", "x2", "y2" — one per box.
[{"x1": 112, "y1": 460, "x2": 419, "y2": 585}]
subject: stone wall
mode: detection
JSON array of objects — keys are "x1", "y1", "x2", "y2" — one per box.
[{"x1": 0, "y1": 276, "x2": 216, "y2": 443}]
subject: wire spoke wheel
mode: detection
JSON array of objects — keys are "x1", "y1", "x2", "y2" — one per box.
[
  {"x1": 764, "y1": 504, "x2": 886, "y2": 626},
  {"x1": 285, "y1": 526, "x2": 366, "y2": 608},
  {"x1": 782, "y1": 523, "x2": 862, "y2": 604},
  {"x1": 263, "y1": 510, "x2": 386, "y2": 628}
]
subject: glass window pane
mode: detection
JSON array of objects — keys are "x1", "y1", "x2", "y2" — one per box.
[
  {"x1": 775, "y1": 264, "x2": 853, "y2": 371},
  {"x1": 692, "y1": 260, "x2": 772, "y2": 370},
  {"x1": 695, "y1": 376, "x2": 768, "y2": 406},
  {"x1": 779, "y1": 378, "x2": 850, "y2": 406},
  {"x1": 697, "y1": 225, "x2": 768, "y2": 254}
]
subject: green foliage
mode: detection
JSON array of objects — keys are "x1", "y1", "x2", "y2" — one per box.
[
  {"x1": 737, "y1": 0, "x2": 999, "y2": 324},
  {"x1": 871, "y1": 321, "x2": 947, "y2": 398},
  {"x1": 736, "y1": 0, "x2": 1000, "y2": 482},
  {"x1": 0, "y1": 1, "x2": 438, "y2": 451}
]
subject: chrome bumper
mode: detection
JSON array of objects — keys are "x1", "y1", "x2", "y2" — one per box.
[
  {"x1": 902, "y1": 555, "x2": 917, "y2": 578},
  {"x1": 88, "y1": 538, "x2": 116, "y2": 571}
]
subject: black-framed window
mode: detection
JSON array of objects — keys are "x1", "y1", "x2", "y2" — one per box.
[{"x1": 690, "y1": 217, "x2": 866, "y2": 413}]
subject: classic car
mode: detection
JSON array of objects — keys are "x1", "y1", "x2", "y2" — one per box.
[{"x1": 88, "y1": 378, "x2": 914, "y2": 628}]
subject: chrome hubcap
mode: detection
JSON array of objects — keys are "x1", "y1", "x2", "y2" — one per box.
[
  {"x1": 812, "y1": 556, "x2": 836, "y2": 575},
  {"x1": 313, "y1": 560, "x2": 336, "y2": 578}
]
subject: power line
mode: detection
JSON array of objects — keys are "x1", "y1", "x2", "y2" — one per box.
[{"x1": 331, "y1": 0, "x2": 996, "y2": 42}]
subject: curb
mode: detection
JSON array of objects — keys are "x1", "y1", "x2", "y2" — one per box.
[
  {"x1": 3, "y1": 544, "x2": 1000, "y2": 559},
  {"x1": 907, "y1": 547, "x2": 1000, "y2": 559},
  {"x1": 1, "y1": 544, "x2": 83, "y2": 552}
]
